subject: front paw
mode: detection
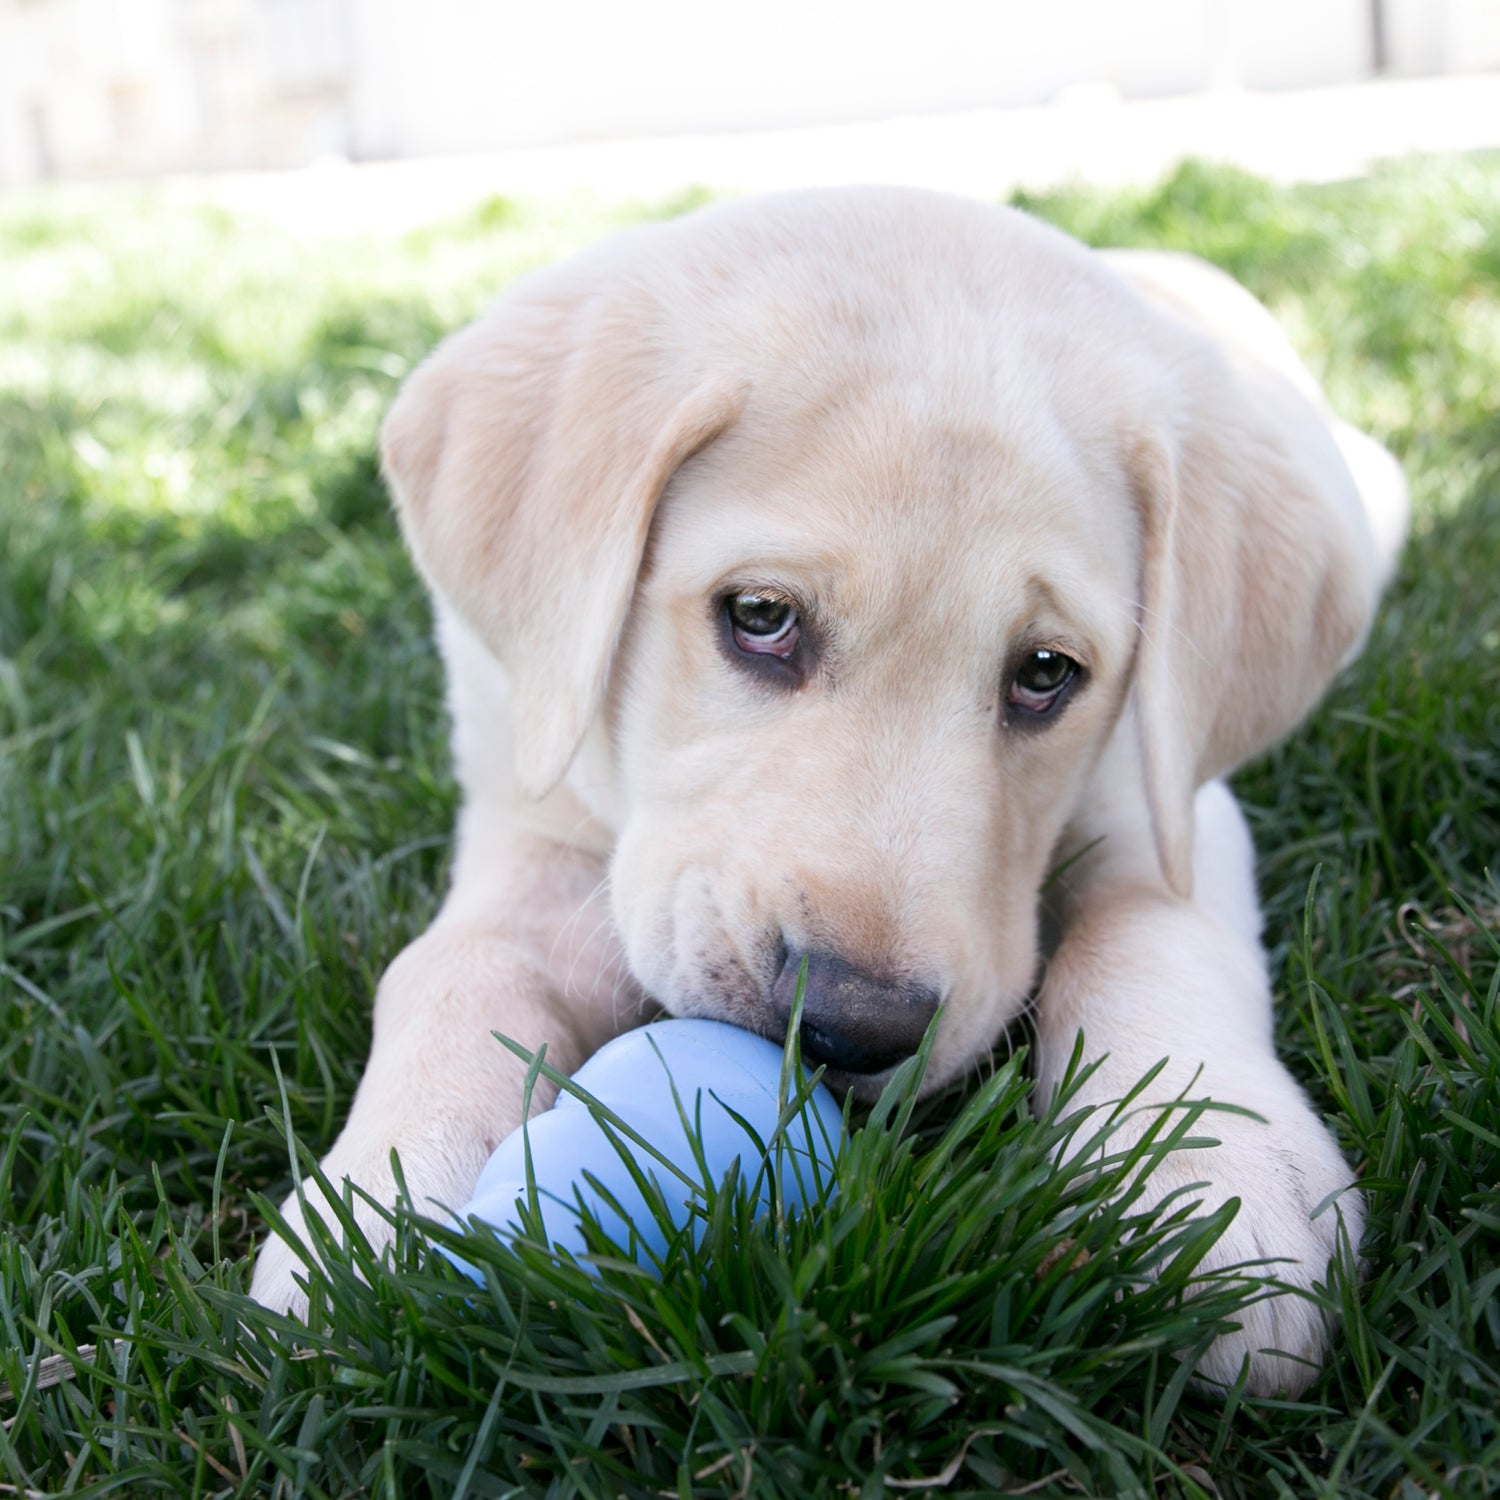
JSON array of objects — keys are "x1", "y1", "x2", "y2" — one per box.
[
  {"x1": 1112, "y1": 1100, "x2": 1363, "y2": 1396},
  {"x1": 247, "y1": 1195, "x2": 323, "y2": 1321},
  {"x1": 248, "y1": 1104, "x2": 504, "y2": 1318},
  {"x1": 248, "y1": 1160, "x2": 401, "y2": 1319}
]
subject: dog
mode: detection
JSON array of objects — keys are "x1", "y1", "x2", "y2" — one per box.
[{"x1": 249, "y1": 186, "x2": 1408, "y2": 1396}]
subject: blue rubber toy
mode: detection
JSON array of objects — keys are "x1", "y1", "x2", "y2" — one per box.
[{"x1": 444, "y1": 1018, "x2": 844, "y2": 1275}]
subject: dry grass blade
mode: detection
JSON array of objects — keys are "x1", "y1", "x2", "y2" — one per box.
[{"x1": 0, "y1": 1345, "x2": 100, "y2": 1403}]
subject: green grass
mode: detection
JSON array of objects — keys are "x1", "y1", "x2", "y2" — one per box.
[{"x1": 1, "y1": 159, "x2": 1497, "y2": 1498}]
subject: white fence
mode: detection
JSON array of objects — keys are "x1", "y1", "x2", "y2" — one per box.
[{"x1": 2, "y1": 0, "x2": 1497, "y2": 187}]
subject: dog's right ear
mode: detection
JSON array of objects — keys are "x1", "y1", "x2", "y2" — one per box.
[{"x1": 381, "y1": 254, "x2": 746, "y2": 798}]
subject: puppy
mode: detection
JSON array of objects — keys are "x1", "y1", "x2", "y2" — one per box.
[{"x1": 250, "y1": 187, "x2": 1407, "y2": 1395}]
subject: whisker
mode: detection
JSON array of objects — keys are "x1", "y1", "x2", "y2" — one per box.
[
  {"x1": 549, "y1": 870, "x2": 613, "y2": 974},
  {"x1": 561, "y1": 901, "x2": 622, "y2": 1003}
]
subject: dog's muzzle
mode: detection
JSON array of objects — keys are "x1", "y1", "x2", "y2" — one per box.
[{"x1": 772, "y1": 948, "x2": 940, "y2": 1075}]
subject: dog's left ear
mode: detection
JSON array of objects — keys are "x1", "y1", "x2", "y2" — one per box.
[{"x1": 1125, "y1": 380, "x2": 1383, "y2": 898}]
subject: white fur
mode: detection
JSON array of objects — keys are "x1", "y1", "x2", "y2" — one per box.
[{"x1": 249, "y1": 188, "x2": 1403, "y2": 1397}]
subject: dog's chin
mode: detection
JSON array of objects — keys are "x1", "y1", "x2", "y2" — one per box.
[{"x1": 812, "y1": 1059, "x2": 906, "y2": 1102}]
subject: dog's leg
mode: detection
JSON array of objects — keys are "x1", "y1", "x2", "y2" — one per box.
[
  {"x1": 248, "y1": 831, "x2": 635, "y2": 1317},
  {"x1": 1033, "y1": 780, "x2": 1363, "y2": 1396}
]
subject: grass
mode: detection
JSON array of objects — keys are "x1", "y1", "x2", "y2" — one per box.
[{"x1": 0, "y1": 158, "x2": 1497, "y2": 1497}]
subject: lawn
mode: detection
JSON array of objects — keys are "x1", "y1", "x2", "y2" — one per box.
[{"x1": 0, "y1": 159, "x2": 1497, "y2": 1498}]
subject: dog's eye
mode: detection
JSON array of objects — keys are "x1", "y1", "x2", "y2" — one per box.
[
  {"x1": 1007, "y1": 649, "x2": 1079, "y2": 718},
  {"x1": 727, "y1": 593, "x2": 800, "y2": 659}
]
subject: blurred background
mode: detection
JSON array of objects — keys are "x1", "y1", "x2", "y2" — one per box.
[{"x1": 3, "y1": 0, "x2": 1499, "y2": 210}]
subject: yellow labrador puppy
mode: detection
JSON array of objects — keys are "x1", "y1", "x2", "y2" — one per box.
[{"x1": 251, "y1": 188, "x2": 1407, "y2": 1395}]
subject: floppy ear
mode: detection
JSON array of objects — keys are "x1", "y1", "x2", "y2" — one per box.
[
  {"x1": 381, "y1": 263, "x2": 746, "y2": 798},
  {"x1": 1124, "y1": 379, "x2": 1382, "y2": 899}
]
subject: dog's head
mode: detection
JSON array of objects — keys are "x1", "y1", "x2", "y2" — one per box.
[{"x1": 382, "y1": 189, "x2": 1378, "y2": 1094}]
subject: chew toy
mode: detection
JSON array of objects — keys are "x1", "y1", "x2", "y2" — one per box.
[{"x1": 445, "y1": 1018, "x2": 844, "y2": 1274}]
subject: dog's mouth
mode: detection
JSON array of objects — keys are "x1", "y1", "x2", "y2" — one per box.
[
  {"x1": 793, "y1": 1017, "x2": 917, "y2": 1079},
  {"x1": 661, "y1": 994, "x2": 913, "y2": 1097},
  {"x1": 641, "y1": 937, "x2": 945, "y2": 1093}
]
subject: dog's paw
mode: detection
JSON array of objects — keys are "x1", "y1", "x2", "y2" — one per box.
[
  {"x1": 1120, "y1": 1100, "x2": 1363, "y2": 1397},
  {"x1": 247, "y1": 1203, "x2": 322, "y2": 1322},
  {"x1": 248, "y1": 1110, "x2": 500, "y2": 1319},
  {"x1": 248, "y1": 1156, "x2": 405, "y2": 1320}
]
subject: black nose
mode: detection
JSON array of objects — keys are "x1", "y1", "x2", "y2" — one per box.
[{"x1": 772, "y1": 948, "x2": 940, "y2": 1074}]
